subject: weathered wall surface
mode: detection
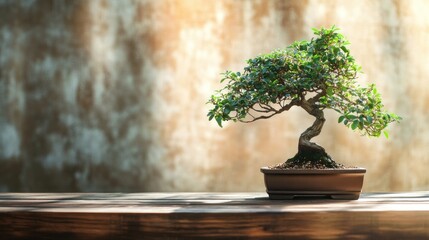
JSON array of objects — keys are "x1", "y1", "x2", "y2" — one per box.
[{"x1": 0, "y1": 0, "x2": 427, "y2": 192}]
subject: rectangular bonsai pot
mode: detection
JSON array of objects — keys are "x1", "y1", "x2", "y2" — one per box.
[{"x1": 260, "y1": 167, "x2": 366, "y2": 200}]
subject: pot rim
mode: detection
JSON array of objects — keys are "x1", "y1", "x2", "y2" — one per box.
[{"x1": 260, "y1": 166, "x2": 366, "y2": 174}]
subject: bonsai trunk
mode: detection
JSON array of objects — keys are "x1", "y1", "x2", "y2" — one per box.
[{"x1": 286, "y1": 103, "x2": 339, "y2": 168}]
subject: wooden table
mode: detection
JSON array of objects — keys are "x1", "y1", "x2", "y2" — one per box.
[{"x1": 1, "y1": 192, "x2": 429, "y2": 239}]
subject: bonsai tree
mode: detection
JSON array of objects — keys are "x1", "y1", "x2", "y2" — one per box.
[{"x1": 207, "y1": 26, "x2": 401, "y2": 169}]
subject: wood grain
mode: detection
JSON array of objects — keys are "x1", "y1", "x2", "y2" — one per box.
[{"x1": 1, "y1": 192, "x2": 429, "y2": 239}]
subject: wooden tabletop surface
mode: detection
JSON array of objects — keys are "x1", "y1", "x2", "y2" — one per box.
[
  {"x1": 1, "y1": 192, "x2": 429, "y2": 213},
  {"x1": 1, "y1": 192, "x2": 428, "y2": 239}
]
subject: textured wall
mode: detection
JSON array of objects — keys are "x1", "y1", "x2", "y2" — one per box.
[{"x1": 0, "y1": 0, "x2": 428, "y2": 192}]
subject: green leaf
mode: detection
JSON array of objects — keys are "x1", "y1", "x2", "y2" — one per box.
[
  {"x1": 311, "y1": 27, "x2": 320, "y2": 34},
  {"x1": 223, "y1": 107, "x2": 231, "y2": 115},
  {"x1": 215, "y1": 116, "x2": 223, "y2": 128},
  {"x1": 208, "y1": 113, "x2": 214, "y2": 121},
  {"x1": 383, "y1": 130, "x2": 389, "y2": 139},
  {"x1": 366, "y1": 116, "x2": 373, "y2": 124},
  {"x1": 338, "y1": 116, "x2": 345, "y2": 123},
  {"x1": 351, "y1": 120, "x2": 359, "y2": 130},
  {"x1": 327, "y1": 87, "x2": 334, "y2": 96}
]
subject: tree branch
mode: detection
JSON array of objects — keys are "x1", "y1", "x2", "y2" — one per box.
[
  {"x1": 250, "y1": 106, "x2": 270, "y2": 113},
  {"x1": 241, "y1": 99, "x2": 300, "y2": 123},
  {"x1": 239, "y1": 112, "x2": 280, "y2": 123},
  {"x1": 258, "y1": 103, "x2": 276, "y2": 112}
]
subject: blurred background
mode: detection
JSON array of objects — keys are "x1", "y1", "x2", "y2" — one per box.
[{"x1": 0, "y1": 0, "x2": 428, "y2": 192}]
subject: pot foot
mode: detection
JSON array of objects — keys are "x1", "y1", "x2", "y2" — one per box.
[
  {"x1": 267, "y1": 194, "x2": 295, "y2": 200},
  {"x1": 330, "y1": 194, "x2": 360, "y2": 200},
  {"x1": 266, "y1": 191, "x2": 362, "y2": 200}
]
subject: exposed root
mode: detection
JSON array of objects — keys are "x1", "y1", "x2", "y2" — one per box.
[{"x1": 272, "y1": 149, "x2": 345, "y2": 169}]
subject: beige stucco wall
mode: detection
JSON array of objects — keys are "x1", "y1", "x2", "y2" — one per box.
[{"x1": 0, "y1": 0, "x2": 427, "y2": 192}]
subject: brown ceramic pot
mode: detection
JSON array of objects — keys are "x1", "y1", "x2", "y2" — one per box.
[{"x1": 260, "y1": 167, "x2": 366, "y2": 200}]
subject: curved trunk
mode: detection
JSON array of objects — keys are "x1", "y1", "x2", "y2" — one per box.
[
  {"x1": 298, "y1": 108, "x2": 326, "y2": 155},
  {"x1": 286, "y1": 99, "x2": 339, "y2": 168}
]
